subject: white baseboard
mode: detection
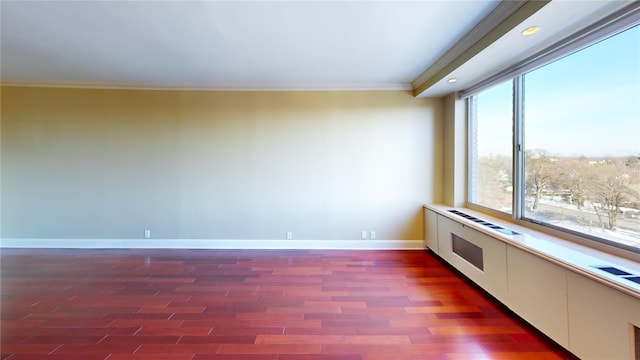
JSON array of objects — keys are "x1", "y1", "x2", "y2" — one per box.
[{"x1": 0, "y1": 238, "x2": 424, "y2": 250}]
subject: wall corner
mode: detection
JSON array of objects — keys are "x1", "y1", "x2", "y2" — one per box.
[{"x1": 442, "y1": 92, "x2": 467, "y2": 207}]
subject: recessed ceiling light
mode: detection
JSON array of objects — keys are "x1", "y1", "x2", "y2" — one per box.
[
  {"x1": 447, "y1": 78, "x2": 457, "y2": 83},
  {"x1": 522, "y1": 26, "x2": 539, "y2": 36}
]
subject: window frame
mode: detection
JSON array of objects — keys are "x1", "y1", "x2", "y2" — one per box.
[
  {"x1": 464, "y1": 4, "x2": 640, "y2": 256},
  {"x1": 466, "y1": 79, "x2": 515, "y2": 219}
]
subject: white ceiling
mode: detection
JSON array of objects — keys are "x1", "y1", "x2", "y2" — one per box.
[{"x1": 0, "y1": 1, "x2": 632, "y2": 96}]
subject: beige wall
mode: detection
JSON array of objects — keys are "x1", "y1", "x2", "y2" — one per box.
[
  {"x1": 1, "y1": 86, "x2": 442, "y2": 243},
  {"x1": 442, "y1": 92, "x2": 466, "y2": 207}
]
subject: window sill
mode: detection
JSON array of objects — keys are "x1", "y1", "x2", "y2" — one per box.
[{"x1": 425, "y1": 204, "x2": 640, "y2": 299}]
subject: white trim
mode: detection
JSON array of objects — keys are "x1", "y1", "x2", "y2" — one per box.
[
  {"x1": 0, "y1": 80, "x2": 413, "y2": 92},
  {"x1": 0, "y1": 238, "x2": 423, "y2": 250}
]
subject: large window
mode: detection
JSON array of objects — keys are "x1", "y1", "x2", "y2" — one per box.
[
  {"x1": 468, "y1": 23, "x2": 640, "y2": 252},
  {"x1": 468, "y1": 80, "x2": 513, "y2": 213}
]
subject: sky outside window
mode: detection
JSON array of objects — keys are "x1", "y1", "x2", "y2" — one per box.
[
  {"x1": 522, "y1": 24, "x2": 640, "y2": 248},
  {"x1": 524, "y1": 25, "x2": 640, "y2": 158},
  {"x1": 471, "y1": 24, "x2": 640, "y2": 248}
]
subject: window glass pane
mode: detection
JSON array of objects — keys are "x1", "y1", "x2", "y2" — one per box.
[
  {"x1": 469, "y1": 80, "x2": 513, "y2": 213},
  {"x1": 523, "y1": 25, "x2": 640, "y2": 249}
]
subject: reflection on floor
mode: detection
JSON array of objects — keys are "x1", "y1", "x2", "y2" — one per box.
[{"x1": 1, "y1": 249, "x2": 578, "y2": 360}]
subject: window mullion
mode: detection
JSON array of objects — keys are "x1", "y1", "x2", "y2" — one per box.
[
  {"x1": 512, "y1": 75, "x2": 525, "y2": 221},
  {"x1": 467, "y1": 96, "x2": 478, "y2": 205}
]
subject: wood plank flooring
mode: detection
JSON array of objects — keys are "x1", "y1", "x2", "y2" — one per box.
[{"x1": 0, "y1": 249, "x2": 577, "y2": 359}]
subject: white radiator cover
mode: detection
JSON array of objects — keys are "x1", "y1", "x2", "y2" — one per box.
[{"x1": 425, "y1": 206, "x2": 640, "y2": 360}]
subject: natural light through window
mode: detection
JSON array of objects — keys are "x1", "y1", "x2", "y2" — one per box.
[
  {"x1": 468, "y1": 24, "x2": 640, "y2": 252},
  {"x1": 523, "y1": 25, "x2": 640, "y2": 249},
  {"x1": 469, "y1": 80, "x2": 513, "y2": 213}
]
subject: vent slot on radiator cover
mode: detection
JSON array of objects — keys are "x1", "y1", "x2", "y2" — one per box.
[
  {"x1": 452, "y1": 234, "x2": 484, "y2": 271},
  {"x1": 594, "y1": 266, "x2": 632, "y2": 276},
  {"x1": 591, "y1": 265, "x2": 640, "y2": 286},
  {"x1": 447, "y1": 209, "x2": 521, "y2": 236}
]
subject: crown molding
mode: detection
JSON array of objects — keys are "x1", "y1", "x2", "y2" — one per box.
[{"x1": 0, "y1": 80, "x2": 413, "y2": 92}]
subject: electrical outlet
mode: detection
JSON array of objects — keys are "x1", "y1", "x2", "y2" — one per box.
[
  {"x1": 361, "y1": 231, "x2": 367, "y2": 240},
  {"x1": 144, "y1": 230, "x2": 151, "y2": 239},
  {"x1": 286, "y1": 231, "x2": 292, "y2": 240},
  {"x1": 370, "y1": 231, "x2": 376, "y2": 239}
]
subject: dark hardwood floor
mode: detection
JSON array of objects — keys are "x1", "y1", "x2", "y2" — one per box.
[{"x1": 0, "y1": 249, "x2": 577, "y2": 359}]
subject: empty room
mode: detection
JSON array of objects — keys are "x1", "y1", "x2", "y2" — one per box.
[{"x1": 1, "y1": 1, "x2": 639, "y2": 359}]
